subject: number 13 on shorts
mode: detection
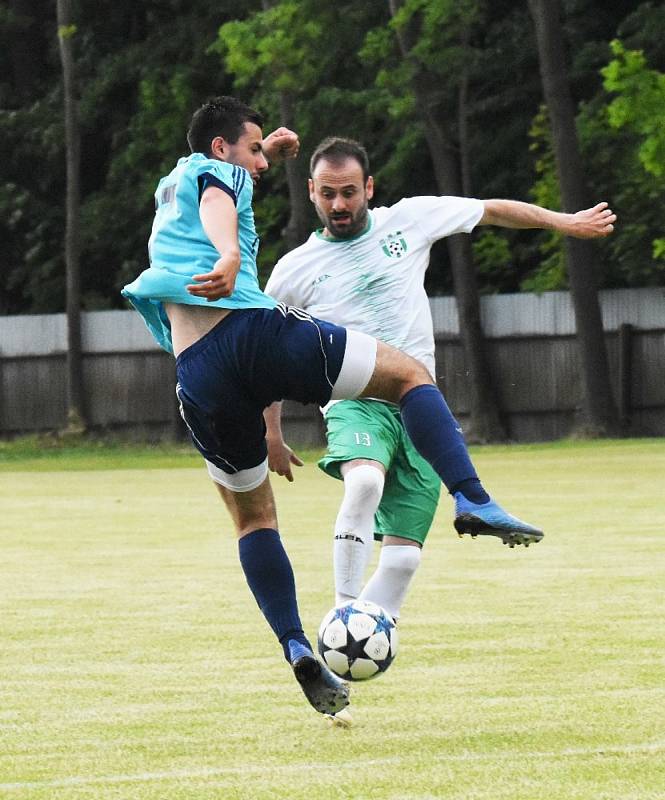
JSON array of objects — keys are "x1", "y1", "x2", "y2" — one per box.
[{"x1": 354, "y1": 432, "x2": 372, "y2": 446}]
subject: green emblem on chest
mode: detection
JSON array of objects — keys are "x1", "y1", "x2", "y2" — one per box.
[{"x1": 380, "y1": 231, "x2": 408, "y2": 259}]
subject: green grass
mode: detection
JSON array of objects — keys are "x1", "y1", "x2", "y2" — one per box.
[{"x1": 1, "y1": 439, "x2": 663, "y2": 799}]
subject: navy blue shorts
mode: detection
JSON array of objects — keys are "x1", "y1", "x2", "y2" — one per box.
[{"x1": 175, "y1": 305, "x2": 348, "y2": 475}]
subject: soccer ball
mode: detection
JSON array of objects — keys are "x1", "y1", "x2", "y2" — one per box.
[{"x1": 317, "y1": 600, "x2": 398, "y2": 681}]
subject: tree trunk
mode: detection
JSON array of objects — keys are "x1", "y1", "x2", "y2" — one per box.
[
  {"x1": 528, "y1": 0, "x2": 620, "y2": 436},
  {"x1": 277, "y1": 92, "x2": 311, "y2": 250},
  {"x1": 388, "y1": 0, "x2": 506, "y2": 442},
  {"x1": 458, "y1": 32, "x2": 473, "y2": 198},
  {"x1": 57, "y1": 0, "x2": 86, "y2": 433}
]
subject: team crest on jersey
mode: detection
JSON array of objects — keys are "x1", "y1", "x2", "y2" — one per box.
[{"x1": 380, "y1": 231, "x2": 408, "y2": 259}]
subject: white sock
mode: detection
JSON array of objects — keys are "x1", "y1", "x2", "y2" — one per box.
[
  {"x1": 333, "y1": 465, "x2": 384, "y2": 606},
  {"x1": 358, "y1": 544, "x2": 422, "y2": 620}
]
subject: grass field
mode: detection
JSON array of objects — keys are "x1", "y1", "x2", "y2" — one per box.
[{"x1": 1, "y1": 437, "x2": 663, "y2": 799}]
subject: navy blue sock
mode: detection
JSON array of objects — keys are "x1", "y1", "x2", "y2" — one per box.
[
  {"x1": 451, "y1": 477, "x2": 491, "y2": 505},
  {"x1": 238, "y1": 528, "x2": 311, "y2": 662},
  {"x1": 400, "y1": 385, "x2": 490, "y2": 503}
]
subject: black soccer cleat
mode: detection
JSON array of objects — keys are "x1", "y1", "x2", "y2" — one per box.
[{"x1": 290, "y1": 643, "x2": 350, "y2": 715}]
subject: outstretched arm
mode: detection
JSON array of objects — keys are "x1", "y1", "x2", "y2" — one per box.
[{"x1": 480, "y1": 199, "x2": 616, "y2": 239}]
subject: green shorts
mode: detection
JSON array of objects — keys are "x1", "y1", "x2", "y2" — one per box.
[{"x1": 318, "y1": 399, "x2": 441, "y2": 545}]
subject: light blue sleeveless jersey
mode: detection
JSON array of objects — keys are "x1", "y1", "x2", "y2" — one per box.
[{"x1": 122, "y1": 153, "x2": 275, "y2": 353}]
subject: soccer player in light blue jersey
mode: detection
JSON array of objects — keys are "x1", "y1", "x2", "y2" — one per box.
[
  {"x1": 123, "y1": 102, "x2": 275, "y2": 353},
  {"x1": 122, "y1": 98, "x2": 614, "y2": 720}
]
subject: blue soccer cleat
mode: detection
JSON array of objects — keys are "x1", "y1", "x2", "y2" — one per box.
[
  {"x1": 453, "y1": 492, "x2": 544, "y2": 548},
  {"x1": 288, "y1": 641, "x2": 350, "y2": 715}
]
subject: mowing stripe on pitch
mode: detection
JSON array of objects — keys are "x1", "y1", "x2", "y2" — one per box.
[{"x1": 1, "y1": 741, "x2": 663, "y2": 791}]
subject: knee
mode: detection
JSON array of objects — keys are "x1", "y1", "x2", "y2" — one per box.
[
  {"x1": 342, "y1": 464, "x2": 385, "y2": 510},
  {"x1": 214, "y1": 479, "x2": 278, "y2": 537},
  {"x1": 400, "y1": 359, "x2": 434, "y2": 395},
  {"x1": 385, "y1": 355, "x2": 435, "y2": 403},
  {"x1": 337, "y1": 465, "x2": 385, "y2": 531}
]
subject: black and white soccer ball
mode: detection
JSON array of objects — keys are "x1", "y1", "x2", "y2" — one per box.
[{"x1": 317, "y1": 600, "x2": 398, "y2": 681}]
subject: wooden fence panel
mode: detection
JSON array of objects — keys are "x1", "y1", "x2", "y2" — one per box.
[
  {"x1": 83, "y1": 352, "x2": 176, "y2": 426},
  {"x1": 1, "y1": 291, "x2": 663, "y2": 443},
  {"x1": 0, "y1": 357, "x2": 67, "y2": 430}
]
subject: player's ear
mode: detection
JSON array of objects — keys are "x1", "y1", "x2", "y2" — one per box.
[
  {"x1": 210, "y1": 136, "x2": 227, "y2": 160},
  {"x1": 366, "y1": 175, "x2": 374, "y2": 200},
  {"x1": 308, "y1": 177, "x2": 315, "y2": 202}
]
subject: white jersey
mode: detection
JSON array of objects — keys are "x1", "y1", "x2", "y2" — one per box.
[{"x1": 265, "y1": 195, "x2": 484, "y2": 378}]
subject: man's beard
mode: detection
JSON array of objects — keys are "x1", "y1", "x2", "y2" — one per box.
[{"x1": 318, "y1": 204, "x2": 368, "y2": 239}]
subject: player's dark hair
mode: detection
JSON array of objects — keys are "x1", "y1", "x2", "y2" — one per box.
[
  {"x1": 309, "y1": 137, "x2": 370, "y2": 181},
  {"x1": 187, "y1": 96, "x2": 264, "y2": 156}
]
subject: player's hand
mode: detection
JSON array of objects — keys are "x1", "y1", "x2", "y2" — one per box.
[
  {"x1": 262, "y1": 127, "x2": 300, "y2": 162},
  {"x1": 568, "y1": 202, "x2": 616, "y2": 239},
  {"x1": 186, "y1": 254, "x2": 240, "y2": 301},
  {"x1": 267, "y1": 437, "x2": 304, "y2": 482}
]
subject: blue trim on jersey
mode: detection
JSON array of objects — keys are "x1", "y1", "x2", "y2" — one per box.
[
  {"x1": 233, "y1": 165, "x2": 247, "y2": 199},
  {"x1": 197, "y1": 172, "x2": 237, "y2": 205}
]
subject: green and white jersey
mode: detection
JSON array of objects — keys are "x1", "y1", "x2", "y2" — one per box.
[{"x1": 265, "y1": 195, "x2": 484, "y2": 377}]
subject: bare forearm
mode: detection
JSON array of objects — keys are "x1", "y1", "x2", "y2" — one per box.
[
  {"x1": 480, "y1": 199, "x2": 564, "y2": 230},
  {"x1": 200, "y1": 190, "x2": 241, "y2": 263},
  {"x1": 264, "y1": 402, "x2": 304, "y2": 481},
  {"x1": 480, "y1": 199, "x2": 616, "y2": 239},
  {"x1": 264, "y1": 401, "x2": 284, "y2": 444},
  {"x1": 187, "y1": 188, "x2": 241, "y2": 300}
]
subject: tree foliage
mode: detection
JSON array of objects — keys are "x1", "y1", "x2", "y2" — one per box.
[
  {"x1": 602, "y1": 39, "x2": 665, "y2": 269},
  {"x1": 603, "y1": 41, "x2": 665, "y2": 177},
  {"x1": 0, "y1": 0, "x2": 663, "y2": 314}
]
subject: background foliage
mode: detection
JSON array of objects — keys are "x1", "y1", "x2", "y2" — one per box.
[{"x1": 1, "y1": 0, "x2": 663, "y2": 314}]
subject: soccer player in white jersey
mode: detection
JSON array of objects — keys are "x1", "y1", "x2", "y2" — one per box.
[{"x1": 264, "y1": 136, "x2": 616, "y2": 622}]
